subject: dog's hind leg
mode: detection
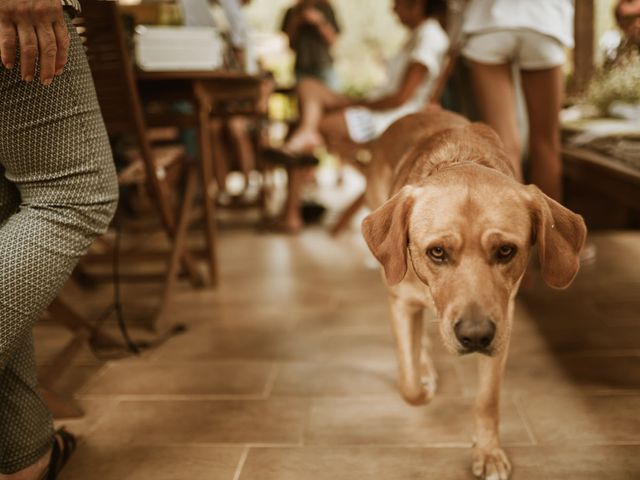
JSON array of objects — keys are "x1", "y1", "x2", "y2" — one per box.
[
  {"x1": 389, "y1": 297, "x2": 436, "y2": 405},
  {"x1": 472, "y1": 351, "x2": 511, "y2": 480}
]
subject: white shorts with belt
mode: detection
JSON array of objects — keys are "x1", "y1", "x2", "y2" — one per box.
[{"x1": 462, "y1": 29, "x2": 566, "y2": 70}]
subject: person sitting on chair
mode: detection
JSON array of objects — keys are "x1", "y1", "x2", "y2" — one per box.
[
  {"x1": 277, "y1": 0, "x2": 449, "y2": 232},
  {"x1": 281, "y1": 0, "x2": 341, "y2": 89}
]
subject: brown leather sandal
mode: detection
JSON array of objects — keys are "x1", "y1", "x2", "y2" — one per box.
[{"x1": 44, "y1": 428, "x2": 77, "y2": 480}]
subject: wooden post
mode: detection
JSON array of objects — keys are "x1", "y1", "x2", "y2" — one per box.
[{"x1": 572, "y1": 0, "x2": 595, "y2": 95}]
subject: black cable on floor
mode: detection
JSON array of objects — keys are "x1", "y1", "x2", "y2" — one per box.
[{"x1": 112, "y1": 221, "x2": 141, "y2": 354}]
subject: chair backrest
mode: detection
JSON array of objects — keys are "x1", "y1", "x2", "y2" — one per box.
[
  {"x1": 73, "y1": 0, "x2": 148, "y2": 140},
  {"x1": 427, "y1": 48, "x2": 459, "y2": 106},
  {"x1": 74, "y1": 1, "x2": 177, "y2": 233}
]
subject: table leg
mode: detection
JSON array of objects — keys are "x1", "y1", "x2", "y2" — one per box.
[
  {"x1": 330, "y1": 191, "x2": 367, "y2": 236},
  {"x1": 197, "y1": 103, "x2": 219, "y2": 286}
]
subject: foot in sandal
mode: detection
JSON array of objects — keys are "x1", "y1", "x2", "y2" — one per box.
[
  {"x1": 282, "y1": 130, "x2": 323, "y2": 155},
  {"x1": 0, "y1": 428, "x2": 76, "y2": 480},
  {"x1": 42, "y1": 428, "x2": 77, "y2": 480}
]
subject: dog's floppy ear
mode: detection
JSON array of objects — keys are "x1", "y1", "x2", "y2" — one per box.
[
  {"x1": 528, "y1": 185, "x2": 587, "y2": 289},
  {"x1": 362, "y1": 186, "x2": 415, "y2": 285}
]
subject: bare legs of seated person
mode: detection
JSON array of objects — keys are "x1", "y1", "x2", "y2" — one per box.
[
  {"x1": 209, "y1": 79, "x2": 273, "y2": 201},
  {"x1": 279, "y1": 78, "x2": 357, "y2": 232},
  {"x1": 210, "y1": 116, "x2": 259, "y2": 198},
  {"x1": 283, "y1": 78, "x2": 354, "y2": 154}
]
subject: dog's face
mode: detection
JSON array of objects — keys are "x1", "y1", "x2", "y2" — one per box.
[
  {"x1": 406, "y1": 167, "x2": 534, "y2": 356},
  {"x1": 362, "y1": 164, "x2": 586, "y2": 356}
]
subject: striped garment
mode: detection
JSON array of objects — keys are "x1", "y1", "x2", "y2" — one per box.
[{"x1": 61, "y1": 0, "x2": 81, "y2": 13}]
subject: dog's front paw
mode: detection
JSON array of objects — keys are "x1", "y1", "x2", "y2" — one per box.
[
  {"x1": 472, "y1": 446, "x2": 511, "y2": 480},
  {"x1": 399, "y1": 374, "x2": 437, "y2": 405}
]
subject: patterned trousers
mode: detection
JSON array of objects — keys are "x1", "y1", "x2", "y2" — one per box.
[{"x1": 0, "y1": 13, "x2": 118, "y2": 473}]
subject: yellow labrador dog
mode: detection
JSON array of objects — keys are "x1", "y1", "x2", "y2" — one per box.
[{"x1": 362, "y1": 109, "x2": 586, "y2": 480}]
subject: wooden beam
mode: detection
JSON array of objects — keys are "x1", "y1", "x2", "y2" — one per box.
[{"x1": 572, "y1": 0, "x2": 595, "y2": 95}]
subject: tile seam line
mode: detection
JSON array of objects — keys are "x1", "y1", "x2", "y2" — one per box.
[
  {"x1": 262, "y1": 363, "x2": 281, "y2": 398},
  {"x1": 232, "y1": 447, "x2": 250, "y2": 480},
  {"x1": 512, "y1": 392, "x2": 538, "y2": 446}
]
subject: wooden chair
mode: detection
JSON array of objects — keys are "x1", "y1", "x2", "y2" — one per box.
[
  {"x1": 73, "y1": 0, "x2": 204, "y2": 327},
  {"x1": 39, "y1": 299, "x2": 124, "y2": 419},
  {"x1": 207, "y1": 86, "x2": 273, "y2": 211}
]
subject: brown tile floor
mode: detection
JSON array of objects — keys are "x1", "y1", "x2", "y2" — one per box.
[{"x1": 36, "y1": 225, "x2": 640, "y2": 480}]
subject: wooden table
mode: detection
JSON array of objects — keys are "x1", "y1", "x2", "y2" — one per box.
[
  {"x1": 561, "y1": 118, "x2": 640, "y2": 229},
  {"x1": 137, "y1": 70, "x2": 265, "y2": 284},
  {"x1": 563, "y1": 145, "x2": 640, "y2": 229}
]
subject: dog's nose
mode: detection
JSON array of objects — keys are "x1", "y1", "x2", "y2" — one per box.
[{"x1": 454, "y1": 317, "x2": 496, "y2": 352}]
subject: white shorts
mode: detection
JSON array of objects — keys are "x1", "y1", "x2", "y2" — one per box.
[
  {"x1": 344, "y1": 103, "x2": 418, "y2": 144},
  {"x1": 462, "y1": 29, "x2": 566, "y2": 70},
  {"x1": 344, "y1": 107, "x2": 377, "y2": 144}
]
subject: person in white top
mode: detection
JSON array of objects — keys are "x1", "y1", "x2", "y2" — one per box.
[
  {"x1": 277, "y1": 0, "x2": 448, "y2": 232},
  {"x1": 461, "y1": 0, "x2": 574, "y2": 202},
  {"x1": 285, "y1": 0, "x2": 449, "y2": 154},
  {"x1": 343, "y1": 14, "x2": 449, "y2": 144}
]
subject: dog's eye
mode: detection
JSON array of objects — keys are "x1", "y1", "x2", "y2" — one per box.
[
  {"x1": 427, "y1": 246, "x2": 447, "y2": 263},
  {"x1": 496, "y1": 244, "x2": 517, "y2": 262}
]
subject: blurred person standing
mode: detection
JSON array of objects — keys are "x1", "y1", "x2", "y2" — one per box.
[
  {"x1": 281, "y1": 0, "x2": 341, "y2": 89},
  {"x1": 607, "y1": 0, "x2": 640, "y2": 66},
  {"x1": 460, "y1": 0, "x2": 602, "y2": 265},
  {"x1": 461, "y1": 0, "x2": 574, "y2": 202}
]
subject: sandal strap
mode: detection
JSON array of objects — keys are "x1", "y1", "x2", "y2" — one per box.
[{"x1": 46, "y1": 428, "x2": 77, "y2": 480}]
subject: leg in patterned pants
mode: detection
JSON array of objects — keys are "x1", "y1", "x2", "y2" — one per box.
[{"x1": 0, "y1": 13, "x2": 118, "y2": 474}]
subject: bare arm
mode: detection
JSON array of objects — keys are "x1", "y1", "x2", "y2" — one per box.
[
  {"x1": 0, "y1": 0, "x2": 70, "y2": 84},
  {"x1": 358, "y1": 63, "x2": 428, "y2": 111},
  {"x1": 303, "y1": 7, "x2": 337, "y2": 46}
]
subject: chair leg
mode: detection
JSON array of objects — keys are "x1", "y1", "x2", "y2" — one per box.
[
  {"x1": 39, "y1": 331, "x2": 89, "y2": 389},
  {"x1": 143, "y1": 152, "x2": 203, "y2": 288},
  {"x1": 156, "y1": 166, "x2": 198, "y2": 332},
  {"x1": 330, "y1": 191, "x2": 367, "y2": 236},
  {"x1": 154, "y1": 173, "x2": 204, "y2": 288},
  {"x1": 198, "y1": 105, "x2": 219, "y2": 286},
  {"x1": 47, "y1": 298, "x2": 124, "y2": 350},
  {"x1": 39, "y1": 386, "x2": 84, "y2": 419},
  {"x1": 38, "y1": 308, "x2": 91, "y2": 420},
  {"x1": 70, "y1": 264, "x2": 98, "y2": 290},
  {"x1": 260, "y1": 167, "x2": 273, "y2": 220}
]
